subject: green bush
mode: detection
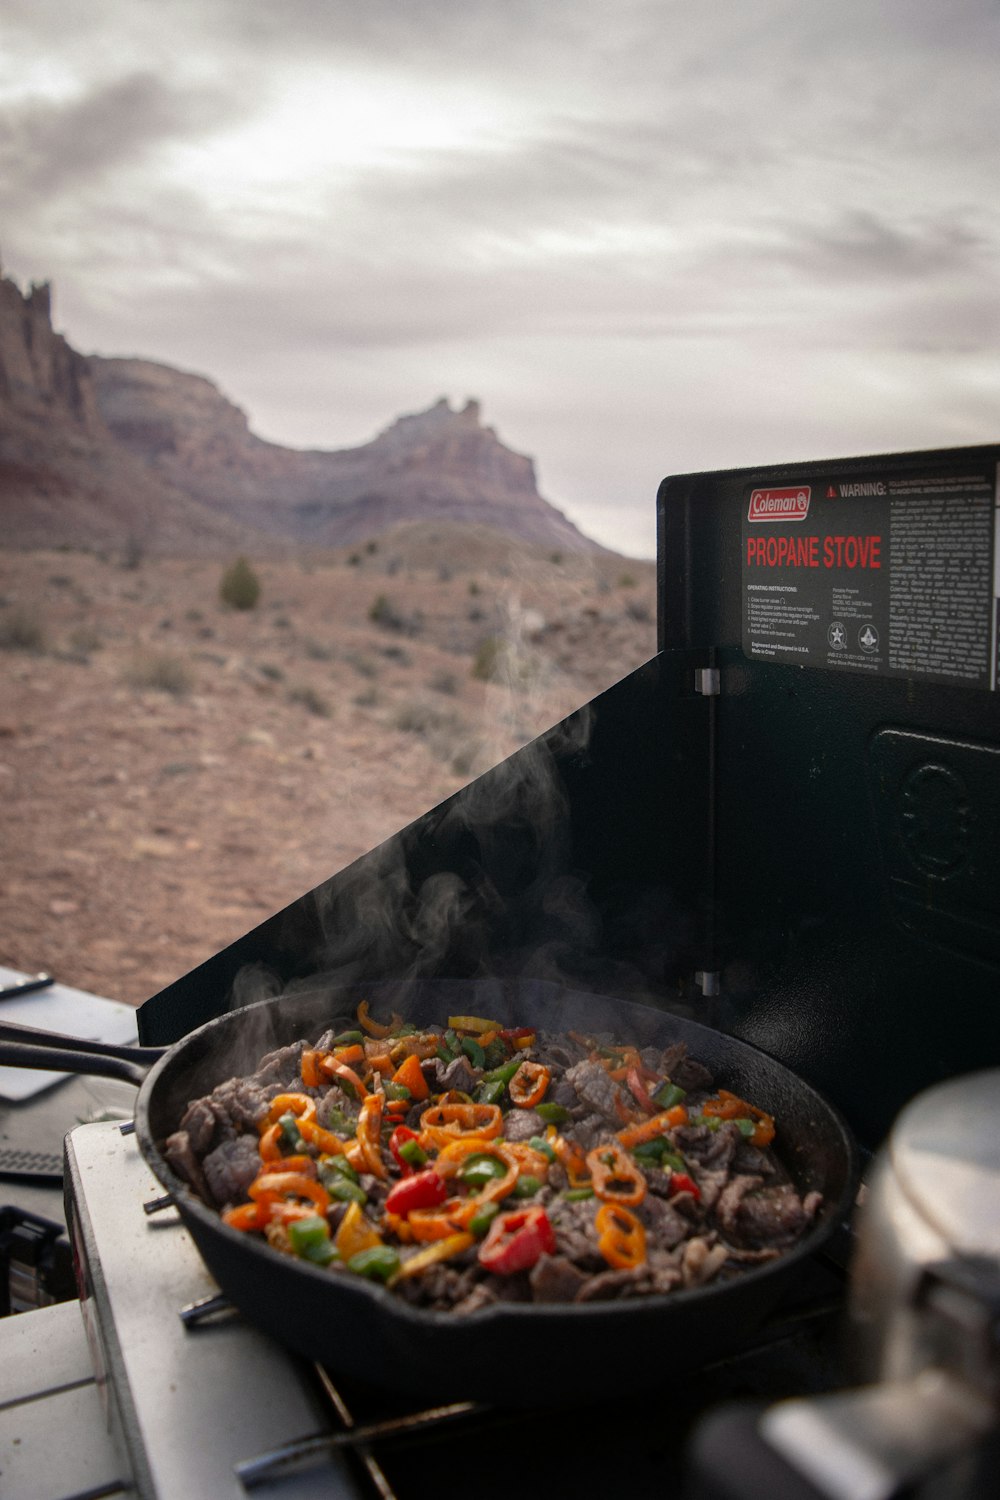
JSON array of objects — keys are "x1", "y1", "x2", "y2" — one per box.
[{"x1": 219, "y1": 557, "x2": 261, "y2": 610}]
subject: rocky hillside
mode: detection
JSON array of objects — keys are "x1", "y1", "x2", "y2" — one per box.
[
  {"x1": 0, "y1": 273, "x2": 255, "y2": 555},
  {"x1": 1, "y1": 270, "x2": 605, "y2": 558}
]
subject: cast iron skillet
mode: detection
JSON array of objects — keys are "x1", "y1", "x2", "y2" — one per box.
[{"x1": 0, "y1": 977, "x2": 856, "y2": 1404}]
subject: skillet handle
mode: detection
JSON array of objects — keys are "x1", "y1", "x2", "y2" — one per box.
[{"x1": 0, "y1": 1019, "x2": 163, "y2": 1089}]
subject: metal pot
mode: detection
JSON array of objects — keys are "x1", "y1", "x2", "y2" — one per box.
[{"x1": 753, "y1": 1070, "x2": 1000, "y2": 1500}]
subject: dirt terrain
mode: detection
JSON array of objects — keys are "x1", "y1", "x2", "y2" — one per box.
[{"x1": 0, "y1": 528, "x2": 656, "y2": 1005}]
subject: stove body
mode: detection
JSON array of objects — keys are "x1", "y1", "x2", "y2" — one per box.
[{"x1": 5, "y1": 443, "x2": 1000, "y2": 1499}]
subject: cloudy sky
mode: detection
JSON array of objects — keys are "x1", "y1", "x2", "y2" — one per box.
[{"x1": 2, "y1": 0, "x2": 998, "y2": 558}]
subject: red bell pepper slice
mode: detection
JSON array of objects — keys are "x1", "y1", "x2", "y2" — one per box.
[
  {"x1": 384, "y1": 1169, "x2": 448, "y2": 1217},
  {"x1": 668, "y1": 1171, "x2": 701, "y2": 1202},
  {"x1": 477, "y1": 1206, "x2": 556, "y2": 1275},
  {"x1": 625, "y1": 1065, "x2": 660, "y2": 1116}
]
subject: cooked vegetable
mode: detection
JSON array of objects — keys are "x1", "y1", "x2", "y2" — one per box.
[
  {"x1": 595, "y1": 1204, "x2": 646, "y2": 1270},
  {"x1": 508, "y1": 1060, "x2": 551, "y2": 1108},
  {"x1": 586, "y1": 1143, "x2": 647, "y2": 1207},
  {"x1": 478, "y1": 1207, "x2": 556, "y2": 1274},
  {"x1": 384, "y1": 1169, "x2": 448, "y2": 1216},
  {"x1": 702, "y1": 1090, "x2": 776, "y2": 1148},
  {"x1": 170, "y1": 1008, "x2": 824, "y2": 1311}
]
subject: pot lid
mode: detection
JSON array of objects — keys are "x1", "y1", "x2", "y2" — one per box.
[{"x1": 889, "y1": 1069, "x2": 1000, "y2": 1259}]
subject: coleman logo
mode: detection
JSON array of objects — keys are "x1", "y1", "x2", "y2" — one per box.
[{"x1": 747, "y1": 486, "x2": 811, "y2": 523}]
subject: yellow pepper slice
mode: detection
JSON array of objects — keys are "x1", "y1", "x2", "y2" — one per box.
[
  {"x1": 333, "y1": 1200, "x2": 382, "y2": 1260},
  {"x1": 393, "y1": 1232, "x2": 474, "y2": 1281}
]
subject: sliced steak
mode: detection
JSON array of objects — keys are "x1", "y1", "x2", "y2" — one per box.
[
  {"x1": 249, "y1": 1040, "x2": 307, "y2": 1089},
  {"x1": 529, "y1": 1253, "x2": 589, "y2": 1303},
  {"x1": 501, "y1": 1108, "x2": 546, "y2": 1142},
  {"x1": 163, "y1": 1128, "x2": 210, "y2": 1202},
  {"x1": 717, "y1": 1179, "x2": 818, "y2": 1249},
  {"x1": 202, "y1": 1134, "x2": 262, "y2": 1208},
  {"x1": 636, "y1": 1193, "x2": 692, "y2": 1249},
  {"x1": 564, "y1": 1059, "x2": 624, "y2": 1124}
]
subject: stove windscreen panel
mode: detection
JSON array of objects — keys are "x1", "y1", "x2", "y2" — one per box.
[{"x1": 138, "y1": 648, "x2": 712, "y2": 1046}]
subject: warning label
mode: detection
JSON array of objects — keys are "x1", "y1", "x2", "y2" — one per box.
[{"x1": 741, "y1": 466, "x2": 997, "y2": 689}]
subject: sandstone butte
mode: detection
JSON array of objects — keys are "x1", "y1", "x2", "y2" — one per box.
[{"x1": 0, "y1": 268, "x2": 606, "y2": 559}]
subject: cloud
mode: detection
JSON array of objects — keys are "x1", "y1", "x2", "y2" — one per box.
[{"x1": 0, "y1": 70, "x2": 241, "y2": 206}]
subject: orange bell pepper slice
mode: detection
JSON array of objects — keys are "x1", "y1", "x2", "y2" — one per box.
[
  {"x1": 258, "y1": 1121, "x2": 285, "y2": 1162},
  {"x1": 508, "y1": 1060, "x2": 550, "y2": 1109},
  {"x1": 331, "y1": 1042, "x2": 366, "y2": 1069},
  {"x1": 595, "y1": 1202, "x2": 647, "y2": 1270},
  {"x1": 355, "y1": 1093, "x2": 388, "y2": 1179},
  {"x1": 357, "y1": 998, "x2": 404, "y2": 1038},
  {"x1": 616, "y1": 1106, "x2": 689, "y2": 1150},
  {"x1": 503, "y1": 1140, "x2": 551, "y2": 1183},
  {"x1": 297, "y1": 1118, "x2": 346, "y2": 1155},
  {"x1": 301, "y1": 1050, "x2": 323, "y2": 1089},
  {"x1": 586, "y1": 1143, "x2": 647, "y2": 1207},
  {"x1": 365, "y1": 1047, "x2": 395, "y2": 1076},
  {"x1": 223, "y1": 1201, "x2": 269, "y2": 1232},
  {"x1": 406, "y1": 1199, "x2": 470, "y2": 1241},
  {"x1": 702, "y1": 1089, "x2": 775, "y2": 1148},
  {"x1": 419, "y1": 1102, "x2": 503, "y2": 1149},
  {"x1": 392, "y1": 1051, "x2": 430, "y2": 1101},
  {"x1": 551, "y1": 1134, "x2": 591, "y2": 1189},
  {"x1": 248, "y1": 1170, "x2": 331, "y2": 1219},
  {"x1": 263, "y1": 1093, "x2": 317, "y2": 1126}
]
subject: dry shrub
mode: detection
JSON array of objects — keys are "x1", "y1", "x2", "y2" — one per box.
[
  {"x1": 0, "y1": 607, "x2": 47, "y2": 653},
  {"x1": 123, "y1": 649, "x2": 194, "y2": 696},
  {"x1": 428, "y1": 669, "x2": 458, "y2": 696},
  {"x1": 69, "y1": 624, "x2": 103, "y2": 654},
  {"x1": 288, "y1": 684, "x2": 332, "y2": 717},
  {"x1": 471, "y1": 636, "x2": 540, "y2": 690},
  {"x1": 393, "y1": 699, "x2": 477, "y2": 771}
]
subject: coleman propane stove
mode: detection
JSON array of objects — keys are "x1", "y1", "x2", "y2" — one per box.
[{"x1": 2, "y1": 442, "x2": 999, "y2": 1500}]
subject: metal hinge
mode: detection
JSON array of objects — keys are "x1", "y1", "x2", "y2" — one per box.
[{"x1": 694, "y1": 667, "x2": 720, "y2": 696}]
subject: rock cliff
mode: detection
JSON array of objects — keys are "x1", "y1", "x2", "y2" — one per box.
[
  {"x1": 1, "y1": 271, "x2": 603, "y2": 556},
  {"x1": 0, "y1": 273, "x2": 255, "y2": 553},
  {"x1": 90, "y1": 361, "x2": 600, "y2": 553}
]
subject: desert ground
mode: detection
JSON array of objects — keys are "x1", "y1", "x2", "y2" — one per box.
[{"x1": 0, "y1": 529, "x2": 657, "y2": 1005}]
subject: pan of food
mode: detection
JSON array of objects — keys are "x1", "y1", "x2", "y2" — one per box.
[{"x1": 0, "y1": 978, "x2": 856, "y2": 1403}]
